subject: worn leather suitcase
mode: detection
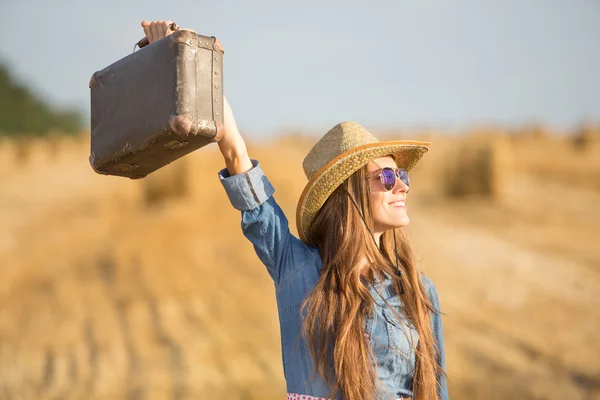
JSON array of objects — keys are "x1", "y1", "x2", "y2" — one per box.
[{"x1": 89, "y1": 29, "x2": 224, "y2": 179}]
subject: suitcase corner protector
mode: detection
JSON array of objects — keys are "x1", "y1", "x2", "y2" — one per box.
[
  {"x1": 169, "y1": 29, "x2": 196, "y2": 47},
  {"x1": 89, "y1": 153, "x2": 109, "y2": 175},
  {"x1": 212, "y1": 37, "x2": 224, "y2": 53},
  {"x1": 89, "y1": 72, "x2": 98, "y2": 89},
  {"x1": 169, "y1": 114, "x2": 194, "y2": 136}
]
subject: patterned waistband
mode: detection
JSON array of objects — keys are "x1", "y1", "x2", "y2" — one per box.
[{"x1": 287, "y1": 393, "x2": 410, "y2": 400}]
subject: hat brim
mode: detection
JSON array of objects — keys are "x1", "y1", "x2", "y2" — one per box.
[{"x1": 295, "y1": 140, "x2": 431, "y2": 244}]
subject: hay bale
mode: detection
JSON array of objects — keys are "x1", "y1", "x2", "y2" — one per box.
[
  {"x1": 572, "y1": 122, "x2": 600, "y2": 151},
  {"x1": 141, "y1": 157, "x2": 190, "y2": 206},
  {"x1": 511, "y1": 124, "x2": 551, "y2": 145},
  {"x1": 487, "y1": 135, "x2": 513, "y2": 199},
  {"x1": 406, "y1": 131, "x2": 513, "y2": 202},
  {"x1": 444, "y1": 134, "x2": 513, "y2": 200}
]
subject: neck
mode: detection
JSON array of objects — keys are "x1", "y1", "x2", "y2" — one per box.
[
  {"x1": 359, "y1": 231, "x2": 382, "y2": 275},
  {"x1": 359, "y1": 258, "x2": 371, "y2": 278},
  {"x1": 373, "y1": 231, "x2": 382, "y2": 246}
]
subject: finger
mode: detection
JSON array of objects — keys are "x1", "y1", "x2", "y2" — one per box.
[
  {"x1": 164, "y1": 20, "x2": 174, "y2": 34},
  {"x1": 141, "y1": 20, "x2": 151, "y2": 28},
  {"x1": 142, "y1": 26, "x2": 152, "y2": 42},
  {"x1": 150, "y1": 21, "x2": 160, "y2": 42},
  {"x1": 160, "y1": 21, "x2": 170, "y2": 37}
]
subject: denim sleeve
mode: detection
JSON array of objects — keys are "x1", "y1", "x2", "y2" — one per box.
[
  {"x1": 218, "y1": 159, "x2": 316, "y2": 287},
  {"x1": 422, "y1": 274, "x2": 449, "y2": 400}
]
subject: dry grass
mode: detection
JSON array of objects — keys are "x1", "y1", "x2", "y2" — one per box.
[{"x1": 0, "y1": 129, "x2": 599, "y2": 400}]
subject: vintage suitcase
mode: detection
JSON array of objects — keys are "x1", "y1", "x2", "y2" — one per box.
[{"x1": 89, "y1": 29, "x2": 224, "y2": 179}]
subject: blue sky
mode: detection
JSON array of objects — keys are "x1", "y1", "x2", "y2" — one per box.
[{"x1": 1, "y1": 0, "x2": 599, "y2": 137}]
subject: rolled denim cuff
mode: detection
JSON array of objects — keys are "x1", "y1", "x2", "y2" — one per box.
[{"x1": 218, "y1": 159, "x2": 275, "y2": 211}]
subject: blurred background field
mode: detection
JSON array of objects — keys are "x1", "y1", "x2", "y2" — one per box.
[{"x1": 0, "y1": 126, "x2": 599, "y2": 400}]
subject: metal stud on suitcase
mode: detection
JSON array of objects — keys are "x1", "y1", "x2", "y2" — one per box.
[{"x1": 89, "y1": 28, "x2": 224, "y2": 179}]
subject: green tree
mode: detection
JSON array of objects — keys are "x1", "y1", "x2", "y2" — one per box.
[{"x1": 0, "y1": 63, "x2": 84, "y2": 136}]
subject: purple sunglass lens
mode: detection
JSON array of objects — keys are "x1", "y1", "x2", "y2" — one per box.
[
  {"x1": 380, "y1": 167, "x2": 410, "y2": 191},
  {"x1": 398, "y1": 169, "x2": 410, "y2": 187},
  {"x1": 380, "y1": 168, "x2": 397, "y2": 191}
]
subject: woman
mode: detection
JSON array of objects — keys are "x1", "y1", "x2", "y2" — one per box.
[{"x1": 142, "y1": 21, "x2": 449, "y2": 400}]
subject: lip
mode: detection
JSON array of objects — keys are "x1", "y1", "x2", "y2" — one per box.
[
  {"x1": 388, "y1": 199, "x2": 406, "y2": 205},
  {"x1": 388, "y1": 200, "x2": 406, "y2": 208}
]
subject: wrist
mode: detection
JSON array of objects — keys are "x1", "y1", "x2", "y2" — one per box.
[
  {"x1": 218, "y1": 134, "x2": 252, "y2": 175},
  {"x1": 223, "y1": 151, "x2": 253, "y2": 175},
  {"x1": 217, "y1": 128, "x2": 245, "y2": 158}
]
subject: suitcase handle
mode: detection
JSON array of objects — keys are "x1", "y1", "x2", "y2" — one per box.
[{"x1": 135, "y1": 22, "x2": 180, "y2": 49}]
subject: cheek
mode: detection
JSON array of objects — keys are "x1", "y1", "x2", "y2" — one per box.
[{"x1": 369, "y1": 192, "x2": 385, "y2": 219}]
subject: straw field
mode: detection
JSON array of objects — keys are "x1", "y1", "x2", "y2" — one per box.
[{"x1": 0, "y1": 128, "x2": 599, "y2": 400}]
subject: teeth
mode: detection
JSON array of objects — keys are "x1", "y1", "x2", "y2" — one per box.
[{"x1": 390, "y1": 202, "x2": 405, "y2": 207}]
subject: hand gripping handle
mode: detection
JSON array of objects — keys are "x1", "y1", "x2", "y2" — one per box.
[{"x1": 136, "y1": 22, "x2": 180, "y2": 49}]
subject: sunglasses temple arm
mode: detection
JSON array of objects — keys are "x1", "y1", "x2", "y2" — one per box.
[{"x1": 341, "y1": 183, "x2": 378, "y2": 248}]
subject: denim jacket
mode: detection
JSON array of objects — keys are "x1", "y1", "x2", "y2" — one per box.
[{"x1": 219, "y1": 160, "x2": 449, "y2": 400}]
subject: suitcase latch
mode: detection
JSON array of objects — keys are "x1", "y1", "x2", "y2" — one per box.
[
  {"x1": 113, "y1": 163, "x2": 140, "y2": 172},
  {"x1": 165, "y1": 140, "x2": 190, "y2": 150}
]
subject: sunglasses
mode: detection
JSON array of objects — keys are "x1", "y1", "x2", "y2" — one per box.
[{"x1": 372, "y1": 167, "x2": 410, "y2": 191}]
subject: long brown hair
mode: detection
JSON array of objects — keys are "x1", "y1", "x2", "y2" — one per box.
[{"x1": 301, "y1": 162, "x2": 444, "y2": 400}]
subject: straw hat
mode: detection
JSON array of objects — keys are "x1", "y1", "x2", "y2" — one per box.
[{"x1": 296, "y1": 121, "x2": 431, "y2": 244}]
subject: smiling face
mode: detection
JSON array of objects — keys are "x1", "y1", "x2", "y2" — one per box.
[{"x1": 366, "y1": 156, "x2": 410, "y2": 236}]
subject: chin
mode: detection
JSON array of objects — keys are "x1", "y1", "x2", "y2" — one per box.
[
  {"x1": 395, "y1": 216, "x2": 410, "y2": 228},
  {"x1": 380, "y1": 219, "x2": 410, "y2": 231}
]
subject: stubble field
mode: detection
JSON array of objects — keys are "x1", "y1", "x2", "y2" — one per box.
[{"x1": 0, "y1": 127, "x2": 599, "y2": 399}]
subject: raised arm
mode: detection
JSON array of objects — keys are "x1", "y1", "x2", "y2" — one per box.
[
  {"x1": 215, "y1": 97, "x2": 317, "y2": 287},
  {"x1": 216, "y1": 96, "x2": 253, "y2": 175}
]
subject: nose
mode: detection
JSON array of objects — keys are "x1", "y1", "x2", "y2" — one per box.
[{"x1": 393, "y1": 177, "x2": 409, "y2": 194}]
